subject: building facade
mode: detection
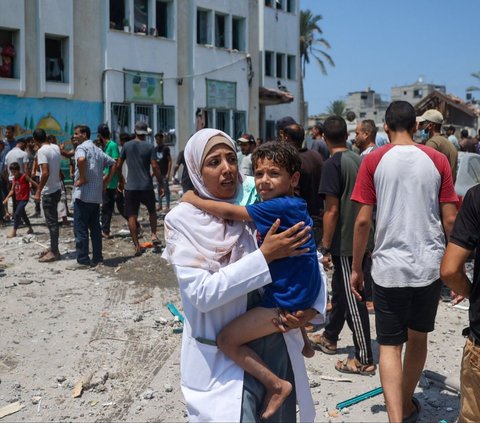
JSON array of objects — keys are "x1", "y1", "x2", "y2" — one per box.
[
  {"x1": 391, "y1": 78, "x2": 446, "y2": 106},
  {"x1": 344, "y1": 89, "x2": 388, "y2": 125},
  {"x1": 0, "y1": 0, "x2": 103, "y2": 145},
  {"x1": 1, "y1": 0, "x2": 301, "y2": 153}
]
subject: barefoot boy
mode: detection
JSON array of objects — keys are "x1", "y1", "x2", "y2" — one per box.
[
  {"x1": 183, "y1": 142, "x2": 323, "y2": 419},
  {"x1": 3, "y1": 162, "x2": 37, "y2": 238}
]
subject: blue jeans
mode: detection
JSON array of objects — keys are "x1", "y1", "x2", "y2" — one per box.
[{"x1": 74, "y1": 199, "x2": 102, "y2": 265}]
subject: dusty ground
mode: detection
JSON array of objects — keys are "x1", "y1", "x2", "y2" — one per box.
[{"x1": 0, "y1": 185, "x2": 470, "y2": 422}]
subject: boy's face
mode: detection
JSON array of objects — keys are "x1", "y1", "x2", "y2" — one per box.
[
  {"x1": 11, "y1": 169, "x2": 20, "y2": 178},
  {"x1": 253, "y1": 158, "x2": 299, "y2": 201}
]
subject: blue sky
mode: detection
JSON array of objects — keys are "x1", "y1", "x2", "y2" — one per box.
[{"x1": 300, "y1": 0, "x2": 480, "y2": 114}]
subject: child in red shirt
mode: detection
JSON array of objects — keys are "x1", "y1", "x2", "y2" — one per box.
[{"x1": 3, "y1": 162, "x2": 37, "y2": 238}]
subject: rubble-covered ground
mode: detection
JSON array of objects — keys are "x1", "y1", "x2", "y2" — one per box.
[{"x1": 0, "y1": 185, "x2": 468, "y2": 422}]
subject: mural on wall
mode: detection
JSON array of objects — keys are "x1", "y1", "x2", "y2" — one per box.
[{"x1": 0, "y1": 95, "x2": 103, "y2": 146}]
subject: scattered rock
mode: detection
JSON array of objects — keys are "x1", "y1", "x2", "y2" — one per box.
[
  {"x1": 56, "y1": 376, "x2": 66, "y2": 383},
  {"x1": 164, "y1": 384, "x2": 173, "y2": 393},
  {"x1": 142, "y1": 389, "x2": 155, "y2": 399},
  {"x1": 133, "y1": 314, "x2": 143, "y2": 322}
]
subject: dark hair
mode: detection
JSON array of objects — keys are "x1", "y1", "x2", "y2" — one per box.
[
  {"x1": 447, "y1": 125, "x2": 455, "y2": 133},
  {"x1": 47, "y1": 134, "x2": 57, "y2": 144},
  {"x1": 155, "y1": 132, "x2": 164, "y2": 138},
  {"x1": 324, "y1": 115, "x2": 348, "y2": 145},
  {"x1": 98, "y1": 124, "x2": 110, "y2": 139},
  {"x1": 33, "y1": 128, "x2": 47, "y2": 142},
  {"x1": 251, "y1": 141, "x2": 301, "y2": 176},
  {"x1": 461, "y1": 129, "x2": 469, "y2": 138},
  {"x1": 9, "y1": 162, "x2": 20, "y2": 171},
  {"x1": 74, "y1": 124, "x2": 91, "y2": 139},
  {"x1": 119, "y1": 133, "x2": 133, "y2": 143},
  {"x1": 313, "y1": 124, "x2": 324, "y2": 135},
  {"x1": 6, "y1": 125, "x2": 14, "y2": 132},
  {"x1": 283, "y1": 124, "x2": 305, "y2": 147},
  {"x1": 385, "y1": 101, "x2": 416, "y2": 132},
  {"x1": 15, "y1": 137, "x2": 26, "y2": 145}
]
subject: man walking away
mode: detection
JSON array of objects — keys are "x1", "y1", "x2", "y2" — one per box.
[
  {"x1": 310, "y1": 116, "x2": 375, "y2": 376},
  {"x1": 33, "y1": 128, "x2": 62, "y2": 263},
  {"x1": 351, "y1": 101, "x2": 458, "y2": 422},
  {"x1": 117, "y1": 121, "x2": 163, "y2": 256}
]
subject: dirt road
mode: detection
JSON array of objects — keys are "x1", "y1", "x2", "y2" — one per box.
[{"x1": 0, "y1": 193, "x2": 468, "y2": 422}]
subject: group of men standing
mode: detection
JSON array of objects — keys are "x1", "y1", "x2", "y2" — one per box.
[{"x1": 7, "y1": 121, "x2": 166, "y2": 266}]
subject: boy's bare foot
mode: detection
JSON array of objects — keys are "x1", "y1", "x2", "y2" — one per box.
[
  {"x1": 302, "y1": 342, "x2": 315, "y2": 358},
  {"x1": 7, "y1": 231, "x2": 16, "y2": 238},
  {"x1": 260, "y1": 380, "x2": 292, "y2": 420}
]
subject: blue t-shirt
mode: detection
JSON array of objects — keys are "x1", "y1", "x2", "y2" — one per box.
[{"x1": 246, "y1": 196, "x2": 321, "y2": 311}]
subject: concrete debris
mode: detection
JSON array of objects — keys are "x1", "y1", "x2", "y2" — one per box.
[{"x1": 142, "y1": 389, "x2": 155, "y2": 400}]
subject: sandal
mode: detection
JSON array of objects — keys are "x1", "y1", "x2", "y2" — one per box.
[
  {"x1": 335, "y1": 358, "x2": 376, "y2": 376},
  {"x1": 403, "y1": 397, "x2": 421, "y2": 423},
  {"x1": 308, "y1": 333, "x2": 337, "y2": 355}
]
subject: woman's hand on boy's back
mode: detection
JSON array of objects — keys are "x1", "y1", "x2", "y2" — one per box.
[{"x1": 260, "y1": 219, "x2": 311, "y2": 264}]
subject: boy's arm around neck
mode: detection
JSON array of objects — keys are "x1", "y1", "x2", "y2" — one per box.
[{"x1": 182, "y1": 190, "x2": 251, "y2": 221}]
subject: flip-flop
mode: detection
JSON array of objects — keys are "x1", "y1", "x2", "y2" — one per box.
[
  {"x1": 335, "y1": 358, "x2": 376, "y2": 376},
  {"x1": 403, "y1": 397, "x2": 421, "y2": 423}
]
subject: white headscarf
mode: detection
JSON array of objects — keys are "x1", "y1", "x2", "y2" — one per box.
[
  {"x1": 184, "y1": 128, "x2": 243, "y2": 202},
  {"x1": 162, "y1": 129, "x2": 254, "y2": 272}
]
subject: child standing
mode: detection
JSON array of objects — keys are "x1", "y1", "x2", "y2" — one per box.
[
  {"x1": 182, "y1": 141, "x2": 323, "y2": 420},
  {"x1": 3, "y1": 162, "x2": 37, "y2": 238}
]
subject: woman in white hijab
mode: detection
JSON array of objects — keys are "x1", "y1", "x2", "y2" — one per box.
[{"x1": 162, "y1": 128, "x2": 325, "y2": 422}]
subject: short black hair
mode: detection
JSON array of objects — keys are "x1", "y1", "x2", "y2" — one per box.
[
  {"x1": 385, "y1": 101, "x2": 416, "y2": 132},
  {"x1": 6, "y1": 125, "x2": 14, "y2": 132},
  {"x1": 461, "y1": 129, "x2": 469, "y2": 138},
  {"x1": 9, "y1": 162, "x2": 20, "y2": 171},
  {"x1": 251, "y1": 141, "x2": 301, "y2": 176},
  {"x1": 447, "y1": 125, "x2": 455, "y2": 133},
  {"x1": 97, "y1": 124, "x2": 110, "y2": 139},
  {"x1": 119, "y1": 133, "x2": 133, "y2": 143},
  {"x1": 324, "y1": 115, "x2": 348, "y2": 145},
  {"x1": 74, "y1": 124, "x2": 91, "y2": 139},
  {"x1": 313, "y1": 124, "x2": 324, "y2": 135},
  {"x1": 33, "y1": 128, "x2": 47, "y2": 142},
  {"x1": 155, "y1": 132, "x2": 164, "y2": 138}
]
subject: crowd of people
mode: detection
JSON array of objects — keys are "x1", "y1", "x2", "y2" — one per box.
[
  {"x1": 1, "y1": 101, "x2": 479, "y2": 422},
  {"x1": 0, "y1": 121, "x2": 171, "y2": 264}
]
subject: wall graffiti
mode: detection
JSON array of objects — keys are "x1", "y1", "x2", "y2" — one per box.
[{"x1": 0, "y1": 95, "x2": 103, "y2": 145}]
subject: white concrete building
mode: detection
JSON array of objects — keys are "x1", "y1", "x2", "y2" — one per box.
[
  {"x1": 391, "y1": 78, "x2": 446, "y2": 106},
  {"x1": 1, "y1": 0, "x2": 301, "y2": 152},
  {"x1": 344, "y1": 89, "x2": 389, "y2": 125}
]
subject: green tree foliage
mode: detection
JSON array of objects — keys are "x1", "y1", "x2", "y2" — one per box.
[
  {"x1": 327, "y1": 100, "x2": 346, "y2": 117},
  {"x1": 300, "y1": 10, "x2": 334, "y2": 77}
]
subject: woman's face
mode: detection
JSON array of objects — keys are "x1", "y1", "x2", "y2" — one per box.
[{"x1": 201, "y1": 144, "x2": 238, "y2": 199}]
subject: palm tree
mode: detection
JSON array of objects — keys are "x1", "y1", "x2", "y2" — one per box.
[
  {"x1": 298, "y1": 9, "x2": 334, "y2": 124},
  {"x1": 300, "y1": 10, "x2": 334, "y2": 77},
  {"x1": 466, "y1": 71, "x2": 480, "y2": 92},
  {"x1": 326, "y1": 100, "x2": 346, "y2": 117}
]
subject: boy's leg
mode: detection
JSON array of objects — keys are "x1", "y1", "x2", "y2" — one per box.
[{"x1": 217, "y1": 307, "x2": 292, "y2": 420}]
